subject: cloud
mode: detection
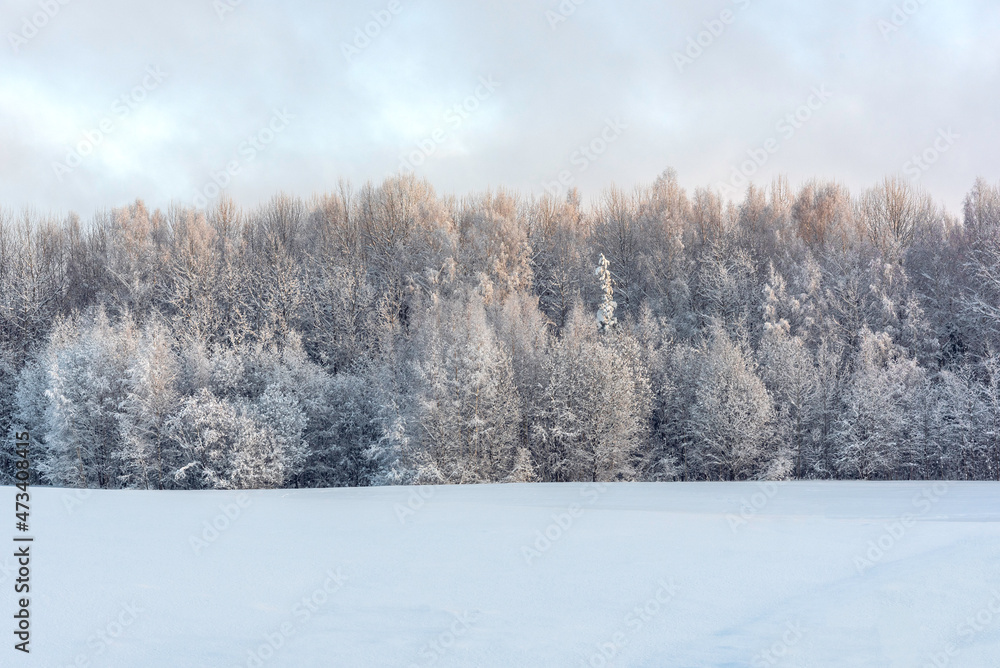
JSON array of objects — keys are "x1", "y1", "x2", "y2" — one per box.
[{"x1": 0, "y1": 0, "x2": 997, "y2": 216}]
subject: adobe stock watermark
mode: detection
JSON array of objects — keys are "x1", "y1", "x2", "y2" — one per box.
[
  {"x1": 726, "y1": 481, "x2": 778, "y2": 533},
  {"x1": 717, "y1": 84, "x2": 833, "y2": 200},
  {"x1": 397, "y1": 76, "x2": 501, "y2": 172},
  {"x1": 853, "y1": 482, "x2": 948, "y2": 574},
  {"x1": 395, "y1": 485, "x2": 435, "y2": 524},
  {"x1": 903, "y1": 128, "x2": 959, "y2": 182},
  {"x1": 192, "y1": 108, "x2": 294, "y2": 209},
  {"x1": 673, "y1": 0, "x2": 752, "y2": 73},
  {"x1": 578, "y1": 578, "x2": 678, "y2": 668},
  {"x1": 522, "y1": 483, "x2": 608, "y2": 565},
  {"x1": 233, "y1": 567, "x2": 349, "y2": 668},
  {"x1": 62, "y1": 487, "x2": 93, "y2": 514},
  {"x1": 0, "y1": 555, "x2": 15, "y2": 587},
  {"x1": 918, "y1": 588, "x2": 1000, "y2": 668},
  {"x1": 541, "y1": 118, "x2": 628, "y2": 199},
  {"x1": 7, "y1": 0, "x2": 73, "y2": 53},
  {"x1": 213, "y1": 0, "x2": 246, "y2": 21},
  {"x1": 545, "y1": 0, "x2": 586, "y2": 31},
  {"x1": 878, "y1": 0, "x2": 931, "y2": 40},
  {"x1": 61, "y1": 601, "x2": 144, "y2": 668},
  {"x1": 407, "y1": 611, "x2": 481, "y2": 668},
  {"x1": 189, "y1": 494, "x2": 252, "y2": 555},
  {"x1": 957, "y1": 589, "x2": 1000, "y2": 643},
  {"x1": 341, "y1": 0, "x2": 403, "y2": 62},
  {"x1": 52, "y1": 66, "x2": 168, "y2": 182},
  {"x1": 751, "y1": 621, "x2": 805, "y2": 667}
]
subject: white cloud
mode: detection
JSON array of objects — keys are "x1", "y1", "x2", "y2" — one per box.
[{"x1": 0, "y1": 0, "x2": 997, "y2": 216}]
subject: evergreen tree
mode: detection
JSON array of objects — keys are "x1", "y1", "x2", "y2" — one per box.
[
  {"x1": 35, "y1": 310, "x2": 137, "y2": 488},
  {"x1": 688, "y1": 325, "x2": 775, "y2": 481},
  {"x1": 531, "y1": 304, "x2": 651, "y2": 482},
  {"x1": 120, "y1": 319, "x2": 181, "y2": 489},
  {"x1": 412, "y1": 293, "x2": 521, "y2": 483},
  {"x1": 832, "y1": 328, "x2": 926, "y2": 480}
]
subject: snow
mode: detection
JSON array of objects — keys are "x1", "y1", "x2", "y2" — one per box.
[{"x1": 8, "y1": 481, "x2": 1000, "y2": 667}]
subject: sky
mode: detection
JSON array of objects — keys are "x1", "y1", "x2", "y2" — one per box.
[{"x1": 1, "y1": 0, "x2": 998, "y2": 218}]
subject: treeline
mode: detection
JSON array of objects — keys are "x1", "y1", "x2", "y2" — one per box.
[{"x1": 2, "y1": 170, "x2": 999, "y2": 488}]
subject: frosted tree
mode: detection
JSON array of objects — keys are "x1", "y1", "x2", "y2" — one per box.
[
  {"x1": 758, "y1": 326, "x2": 818, "y2": 479},
  {"x1": 7, "y1": 173, "x2": 1000, "y2": 487},
  {"x1": 163, "y1": 331, "x2": 315, "y2": 490},
  {"x1": 688, "y1": 325, "x2": 775, "y2": 481},
  {"x1": 222, "y1": 332, "x2": 344, "y2": 487},
  {"x1": 506, "y1": 448, "x2": 539, "y2": 483},
  {"x1": 295, "y1": 369, "x2": 399, "y2": 488},
  {"x1": 0, "y1": 349, "x2": 18, "y2": 484},
  {"x1": 9, "y1": 355, "x2": 52, "y2": 486},
  {"x1": 365, "y1": 395, "x2": 415, "y2": 487},
  {"x1": 759, "y1": 271, "x2": 821, "y2": 478},
  {"x1": 300, "y1": 262, "x2": 380, "y2": 369},
  {"x1": 925, "y1": 367, "x2": 981, "y2": 479},
  {"x1": 963, "y1": 177, "x2": 1000, "y2": 238},
  {"x1": 167, "y1": 389, "x2": 287, "y2": 490},
  {"x1": 253, "y1": 335, "x2": 347, "y2": 486},
  {"x1": 856, "y1": 176, "x2": 934, "y2": 254},
  {"x1": 456, "y1": 190, "x2": 534, "y2": 305},
  {"x1": 0, "y1": 211, "x2": 69, "y2": 366},
  {"x1": 691, "y1": 242, "x2": 757, "y2": 337},
  {"x1": 657, "y1": 343, "x2": 701, "y2": 480},
  {"x1": 251, "y1": 384, "x2": 308, "y2": 486},
  {"x1": 596, "y1": 253, "x2": 618, "y2": 330},
  {"x1": 811, "y1": 335, "x2": 847, "y2": 477},
  {"x1": 595, "y1": 328, "x2": 653, "y2": 480},
  {"x1": 629, "y1": 169, "x2": 692, "y2": 315},
  {"x1": 632, "y1": 304, "x2": 680, "y2": 480},
  {"x1": 119, "y1": 320, "x2": 181, "y2": 489},
  {"x1": 34, "y1": 310, "x2": 137, "y2": 488},
  {"x1": 791, "y1": 180, "x2": 854, "y2": 249},
  {"x1": 412, "y1": 293, "x2": 521, "y2": 483},
  {"x1": 168, "y1": 389, "x2": 241, "y2": 489},
  {"x1": 490, "y1": 292, "x2": 551, "y2": 456},
  {"x1": 592, "y1": 187, "x2": 642, "y2": 314},
  {"x1": 964, "y1": 232, "x2": 1000, "y2": 352},
  {"x1": 832, "y1": 328, "x2": 927, "y2": 480},
  {"x1": 531, "y1": 304, "x2": 651, "y2": 482},
  {"x1": 528, "y1": 192, "x2": 588, "y2": 330},
  {"x1": 970, "y1": 354, "x2": 1000, "y2": 479}
]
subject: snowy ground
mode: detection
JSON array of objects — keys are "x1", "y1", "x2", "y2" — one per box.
[{"x1": 5, "y1": 481, "x2": 1000, "y2": 667}]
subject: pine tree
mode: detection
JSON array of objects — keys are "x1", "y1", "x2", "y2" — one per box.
[
  {"x1": 119, "y1": 320, "x2": 181, "y2": 489},
  {"x1": 832, "y1": 328, "x2": 926, "y2": 480},
  {"x1": 759, "y1": 277, "x2": 821, "y2": 478},
  {"x1": 35, "y1": 310, "x2": 137, "y2": 488},
  {"x1": 596, "y1": 254, "x2": 618, "y2": 330},
  {"x1": 631, "y1": 304, "x2": 680, "y2": 481},
  {"x1": 506, "y1": 447, "x2": 538, "y2": 483},
  {"x1": 412, "y1": 293, "x2": 521, "y2": 483},
  {"x1": 688, "y1": 325, "x2": 775, "y2": 481},
  {"x1": 0, "y1": 349, "x2": 19, "y2": 484},
  {"x1": 531, "y1": 304, "x2": 650, "y2": 482}
]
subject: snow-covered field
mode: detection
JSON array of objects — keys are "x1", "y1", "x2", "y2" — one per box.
[{"x1": 6, "y1": 482, "x2": 1000, "y2": 667}]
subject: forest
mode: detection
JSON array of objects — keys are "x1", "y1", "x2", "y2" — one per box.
[{"x1": 1, "y1": 170, "x2": 999, "y2": 489}]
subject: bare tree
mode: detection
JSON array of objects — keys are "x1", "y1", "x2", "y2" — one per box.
[
  {"x1": 792, "y1": 180, "x2": 853, "y2": 249},
  {"x1": 856, "y1": 176, "x2": 933, "y2": 253}
]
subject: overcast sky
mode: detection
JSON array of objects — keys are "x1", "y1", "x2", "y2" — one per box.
[{"x1": 1, "y1": 0, "x2": 997, "y2": 217}]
